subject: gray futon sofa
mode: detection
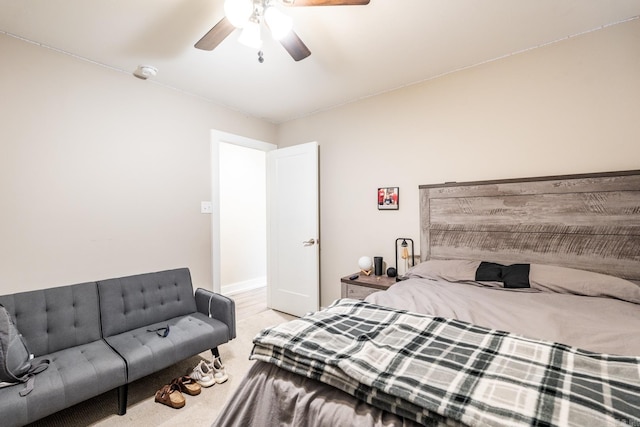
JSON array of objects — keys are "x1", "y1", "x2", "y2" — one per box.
[{"x1": 0, "y1": 268, "x2": 235, "y2": 426}]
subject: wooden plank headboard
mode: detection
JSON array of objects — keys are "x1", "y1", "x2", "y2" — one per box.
[{"x1": 419, "y1": 170, "x2": 640, "y2": 282}]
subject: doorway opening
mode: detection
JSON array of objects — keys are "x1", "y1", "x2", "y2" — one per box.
[
  {"x1": 219, "y1": 142, "x2": 266, "y2": 294},
  {"x1": 211, "y1": 130, "x2": 276, "y2": 318}
]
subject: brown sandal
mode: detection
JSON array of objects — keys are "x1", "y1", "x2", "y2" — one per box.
[
  {"x1": 171, "y1": 375, "x2": 202, "y2": 396},
  {"x1": 154, "y1": 383, "x2": 186, "y2": 409}
]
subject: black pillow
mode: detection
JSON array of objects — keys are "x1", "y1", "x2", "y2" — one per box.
[
  {"x1": 475, "y1": 262, "x2": 504, "y2": 282},
  {"x1": 502, "y1": 264, "x2": 530, "y2": 288},
  {"x1": 475, "y1": 261, "x2": 530, "y2": 288}
]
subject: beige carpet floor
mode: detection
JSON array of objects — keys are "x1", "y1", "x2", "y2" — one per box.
[{"x1": 27, "y1": 309, "x2": 295, "y2": 427}]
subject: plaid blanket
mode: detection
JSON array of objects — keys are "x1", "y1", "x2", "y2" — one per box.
[{"x1": 251, "y1": 299, "x2": 640, "y2": 427}]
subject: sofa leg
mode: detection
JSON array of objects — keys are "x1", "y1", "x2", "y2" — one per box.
[
  {"x1": 117, "y1": 384, "x2": 128, "y2": 415},
  {"x1": 211, "y1": 347, "x2": 220, "y2": 360}
]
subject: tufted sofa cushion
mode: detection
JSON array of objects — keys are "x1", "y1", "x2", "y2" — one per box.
[
  {"x1": 0, "y1": 341, "x2": 126, "y2": 427},
  {"x1": 0, "y1": 282, "x2": 102, "y2": 356},
  {"x1": 98, "y1": 268, "x2": 197, "y2": 337},
  {"x1": 103, "y1": 312, "x2": 229, "y2": 382}
]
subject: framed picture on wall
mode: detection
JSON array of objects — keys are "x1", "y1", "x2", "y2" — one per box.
[{"x1": 378, "y1": 187, "x2": 399, "y2": 210}]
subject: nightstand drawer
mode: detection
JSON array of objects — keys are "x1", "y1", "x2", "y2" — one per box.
[
  {"x1": 340, "y1": 272, "x2": 396, "y2": 299},
  {"x1": 342, "y1": 283, "x2": 381, "y2": 299}
]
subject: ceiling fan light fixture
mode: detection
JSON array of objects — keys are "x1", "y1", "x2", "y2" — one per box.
[
  {"x1": 264, "y1": 6, "x2": 293, "y2": 40},
  {"x1": 238, "y1": 20, "x2": 263, "y2": 49},
  {"x1": 198, "y1": 0, "x2": 372, "y2": 60},
  {"x1": 224, "y1": 0, "x2": 253, "y2": 28}
]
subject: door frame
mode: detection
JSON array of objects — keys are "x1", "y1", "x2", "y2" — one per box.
[{"x1": 210, "y1": 130, "x2": 276, "y2": 294}]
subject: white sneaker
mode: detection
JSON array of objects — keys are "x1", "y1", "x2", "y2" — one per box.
[
  {"x1": 209, "y1": 357, "x2": 228, "y2": 384},
  {"x1": 190, "y1": 360, "x2": 215, "y2": 387}
]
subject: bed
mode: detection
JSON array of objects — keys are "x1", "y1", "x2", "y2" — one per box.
[{"x1": 213, "y1": 170, "x2": 640, "y2": 427}]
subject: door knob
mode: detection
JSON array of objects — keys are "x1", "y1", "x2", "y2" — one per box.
[{"x1": 302, "y1": 238, "x2": 316, "y2": 246}]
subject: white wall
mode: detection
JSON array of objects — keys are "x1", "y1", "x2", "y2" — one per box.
[
  {"x1": 277, "y1": 18, "x2": 640, "y2": 307},
  {"x1": 0, "y1": 33, "x2": 276, "y2": 294},
  {"x1": 219, "y1": 142, "x2": 267, "y2": 293},
  {"x1": 2, "y1": 20, "x2": 639, "y2": 305}
]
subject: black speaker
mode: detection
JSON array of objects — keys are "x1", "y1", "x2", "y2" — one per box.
[{"x1": 374, "y1": 256, "x2": 383, "y2": 276}]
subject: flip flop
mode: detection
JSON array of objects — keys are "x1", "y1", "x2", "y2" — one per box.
[
  {"x1": 172, "y1": 375, "x2": 202, "y2": 396},
  {"x1": 154, "y1": 383, "x2": 186, "y2": 409}
]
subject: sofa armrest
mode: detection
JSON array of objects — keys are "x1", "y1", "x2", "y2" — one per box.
[{"x1": 194, "y1": 288, "x2": 236, "y2": 340}]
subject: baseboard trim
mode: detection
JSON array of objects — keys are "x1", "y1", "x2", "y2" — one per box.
[{"x1": 222, "y1": 277, "x2": 267, "y2": 295}]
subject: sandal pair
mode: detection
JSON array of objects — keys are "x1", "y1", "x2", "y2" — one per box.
[
  {"x1": 154, "y1": 383, "x2": 185, "y2": 409},
  {"x1": 154, "y1": 376, "x2": 201, "y2": 409},
  {"x1": 172, "y1": 375, "x2": 201, "y2": 396}
]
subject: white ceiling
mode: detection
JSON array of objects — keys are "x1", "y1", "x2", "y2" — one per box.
[{"x1": 2, "y1": 1, "x2": 639, "y2": 124}]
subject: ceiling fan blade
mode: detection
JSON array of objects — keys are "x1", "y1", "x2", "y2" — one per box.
[
  {"x1": 286, "y1": 0, "x2": 370, "y2": 5},
  {"x1": 195, "y1": 17, "x2": 236, "y2": 51},
  {"x1": 279, "y1": 30, "x2": 311, "y2": 61}
]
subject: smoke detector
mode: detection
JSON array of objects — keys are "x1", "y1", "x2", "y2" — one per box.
[{"x1": 133, "y1": 65, "x2": 158, "y2": 80}]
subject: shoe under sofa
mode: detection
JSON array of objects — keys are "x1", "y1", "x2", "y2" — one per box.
[{"x1": 0, "y1": 267, "x2": 236, "y2": 427}]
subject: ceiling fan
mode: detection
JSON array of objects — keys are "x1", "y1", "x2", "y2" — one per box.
[{"x1": 195, "y1": 0, "x2": 370, "y2": 62}]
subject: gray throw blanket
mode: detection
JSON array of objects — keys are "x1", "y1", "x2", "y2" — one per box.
[{"x1": 251, "y1": 299, "x2": 640, "y2": 427}]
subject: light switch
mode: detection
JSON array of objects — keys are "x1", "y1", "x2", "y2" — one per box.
[{"x1": 201, "y1": 201, "x2": 213, "y2": 214}]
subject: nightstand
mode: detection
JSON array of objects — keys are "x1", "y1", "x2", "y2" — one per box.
[{"x1": 340, "y1": 273, "x2": 396, "y2": 300}]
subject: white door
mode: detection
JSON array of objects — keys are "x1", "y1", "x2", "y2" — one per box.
[{"x1": 267, "y1": 141, "x2": 319, "y2": 317}]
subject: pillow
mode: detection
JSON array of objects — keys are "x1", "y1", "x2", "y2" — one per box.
[
  {"x1": 474, "y1": 261, "x2": 503, "y2": 282},
  {"x1": 406, "y1": 259, "x2": 640, "y2": 303},
  {"x1": 476, "y1": 262, "x2": 530, "y2": 289},
  {"x1": 407, "y1": 259, "x2": 481, "y2": 282},
  {"x1": 529, "y1": 264, "x2": 640, "y2": 304},
  {"x1": 406, "y1": 259, "x2": 520, "y2": 289}
]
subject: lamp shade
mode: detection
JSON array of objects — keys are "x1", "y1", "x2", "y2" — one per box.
[
  {"x1": 238, "y1": 20, "x2": 262, "y2": 49},
  {"x1": 358, "y1": 256, "x2": 373, "y2": 271},
  {"x1": 264, "y1": 6, "x2": 293, "y2": 40},
  {"x1": 224, "y1": 0, "x2": 253, "y2": 28}
]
